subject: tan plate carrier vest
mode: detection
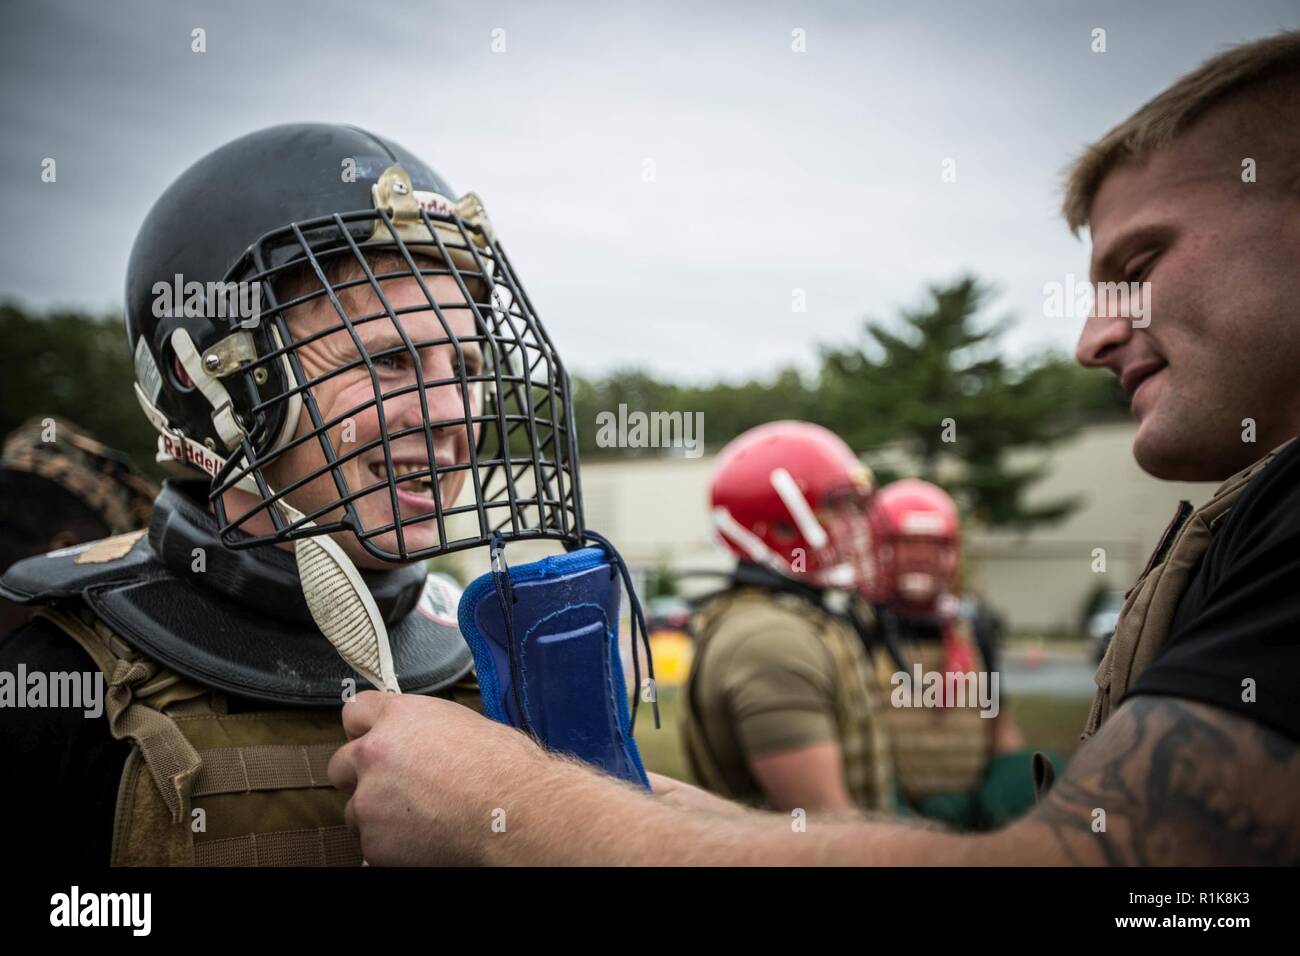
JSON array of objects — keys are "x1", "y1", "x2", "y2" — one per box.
[
  {"x1": 39, "y1": 605, "x2": 479, "y2": 866},
  {"x1": 869, "y1": 620, "x2": 990, "y2": 802},
  {"x1": 1082, "y1": 439, "x2": 1293, "y2": 740}
]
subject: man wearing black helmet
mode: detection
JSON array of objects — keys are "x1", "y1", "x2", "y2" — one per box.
[{"x1": 0, "y1": 123, "x2": 583, "y2": 866}]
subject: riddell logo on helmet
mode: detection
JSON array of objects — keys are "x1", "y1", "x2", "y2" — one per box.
[
  {"x1": 414, "y1": 190, "x2": 454, "y2": 216},
  {"x1": 160, "y1": 434, "x2": 223, "y2": 477},
  {"x1": 151, "y1": 274, "x2": 263, "y2": 329}
]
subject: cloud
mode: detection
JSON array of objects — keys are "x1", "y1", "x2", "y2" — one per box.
[{"x1": 2, "y1": 0, "x2": 1296, "y2": 378}]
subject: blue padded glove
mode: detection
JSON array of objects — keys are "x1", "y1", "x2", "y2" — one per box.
[{"x1": 458, "y1": 534, "x2": 653, "y2": 787}]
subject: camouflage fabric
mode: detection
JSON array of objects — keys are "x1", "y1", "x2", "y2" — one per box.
[{"x1": 1, "y1": 417, "x2": 157, "y2": 533}]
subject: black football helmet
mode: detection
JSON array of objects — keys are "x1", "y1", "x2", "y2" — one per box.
[{"x1": 125, "y1": 123, "x2": 583, "y2": 563}]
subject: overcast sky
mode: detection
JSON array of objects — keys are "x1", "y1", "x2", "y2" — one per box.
[{"x1": 2, "y1": 0, "x2": 1296, "y2": 381}]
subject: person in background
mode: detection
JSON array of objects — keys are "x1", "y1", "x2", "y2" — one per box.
[
  {"x1": 679, "y1": 421, "x2": 893, "y2": 815},
  {"x1": 868, "y1": 479, "x2": 1052, "y2": 829},
  {"x1": 0, "y1": 416, "x2": 156, "y2": 635}
]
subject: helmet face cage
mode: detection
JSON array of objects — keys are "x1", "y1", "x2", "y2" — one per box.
[
  {"x1": 203, "y1": 182, "x2": 584, "y2": 563},
  {"x1": 891, "y1": 539, "x2": 958, "y2": 595},
  {"x1": 816, "y1": 487, "x2": 877, "y2": 597},
  {"x1": 874, "y1": 533, "x2": 959, "y2": 611}
]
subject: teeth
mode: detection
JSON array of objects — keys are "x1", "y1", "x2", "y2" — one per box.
[
  {"x1": 369, "y1": 462, "x2": 434, "y2": 492},
  {"x1": 370, "y1": 462, "x2": 430, "y2": 477}
]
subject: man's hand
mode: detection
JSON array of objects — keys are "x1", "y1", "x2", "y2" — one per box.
[
  {"x1": 328, "y1": 691, "x2": 547, "y2": 865},
  {"x1": 330, "y1": 693, "x2": 742, "y2": 866}
]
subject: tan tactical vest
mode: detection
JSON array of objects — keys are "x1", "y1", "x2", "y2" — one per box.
[
  {"x1": 39, "y1": 606, "x2": 480, "y2": 866},
  {"x1": 682, "y1": 588, "x2": 894, "y2": 812},
  {"x1": 1082, "y1": 439, "x2": 1293, "y2": 739},
  {"x1": 869, "y1": 620, "x2": 990, "y2": 801}
]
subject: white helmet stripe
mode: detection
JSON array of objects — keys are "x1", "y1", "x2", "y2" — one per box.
[
  {"x1": 770, "y1": 468, "x2": 829, "y2": 550},
  {"x1": 712, "y1": 506, "x2": 788, "y2": 573}
]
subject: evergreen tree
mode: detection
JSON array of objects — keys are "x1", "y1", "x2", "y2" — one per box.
[
  {"x1": 0, "y1": 303, "x2": 161, "y2": 478},
  {"x1": 815, "y1": 277, "x2": 1103, "y2": 530}
]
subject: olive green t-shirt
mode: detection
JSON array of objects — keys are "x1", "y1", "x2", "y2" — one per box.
[{"x1": 684, "y1": 593, "x2": 842, "y2": 805}]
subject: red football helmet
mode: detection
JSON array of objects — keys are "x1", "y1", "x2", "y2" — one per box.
[
  {"x1": 710, "y1": 421, "x2": 876, "y2": 595},
  {"x1": 869, "y1": 478, "x2": 960, "y2": 613}
]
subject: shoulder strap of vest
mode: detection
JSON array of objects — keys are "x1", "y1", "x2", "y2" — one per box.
[{"x1": 36, "y1": 606, "x2": 208, "y2": 823}]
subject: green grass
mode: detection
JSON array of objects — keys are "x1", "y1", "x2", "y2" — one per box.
[
  {"x1": 631, "y1": 688, "x2": 1092, "y2": 785},
  {"x1": 1006, "y1": 693, "x2": 1092, "y2": 760},
  {"x1": 633, "y1": 687, "x2": 693, "y2": 782}
]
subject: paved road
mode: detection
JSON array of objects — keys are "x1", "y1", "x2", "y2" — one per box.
[{"x1": 999, "y1": 656, "x2": 1098, "y2": 697}]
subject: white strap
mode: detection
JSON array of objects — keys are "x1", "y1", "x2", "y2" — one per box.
[
  {"x1": 171, "y1": 329, "x2": 246, "y2": 448},
  {"x1": 712, "y1": 505, "x2": 788, "y2": 574},
  {"x1": 770, "y1": 467, "x2": 829, "y2": 550}
]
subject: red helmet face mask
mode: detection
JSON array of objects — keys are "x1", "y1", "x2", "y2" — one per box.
[
  {"x1": 870, "y1": 479, "x2": 960, "y2": 614},
  {"x1": 710, "y1": 421, "x2": 876, "y2": 597},
  {"x1": 817, "y1": 486, "x2": 878, "y2": 593}
]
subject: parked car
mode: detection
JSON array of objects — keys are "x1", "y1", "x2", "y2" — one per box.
[
  {"x1": 647, "y1": 595, "x2": 693, "y2": 635},
  {"x1": 1087, "y1": 591, "x2": 1126, "y2": 662}
]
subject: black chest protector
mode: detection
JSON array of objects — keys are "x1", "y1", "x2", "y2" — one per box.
[{"x1": 0, "y1": 482, "x2": 473, "y2": 704}]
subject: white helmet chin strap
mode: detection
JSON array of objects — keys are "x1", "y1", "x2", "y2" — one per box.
[
  {"x1": 278, "y1": 497, "x2": 401, "y2": 694},
  {"x1": 141, "y1": 328, "x2": 401, "y2": 694},
  {"x1": 898, "y1": 572, "x2": 938, "y2": 602},
  {"x1": 711, "y1": 506, "x2": 788, "y2": 575},
  {"x1": 819, "y1": 564, "x2": 858, "y2": 590}
]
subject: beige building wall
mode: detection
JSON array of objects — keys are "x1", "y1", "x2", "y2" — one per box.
[
  {"x1": 525, "y1": 422, "x2": 1220, "y2": 636},
  {"x1": 967, "y1": 422, "x2": 1215, "y2": 633}
]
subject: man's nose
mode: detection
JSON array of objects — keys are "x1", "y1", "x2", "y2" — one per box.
[
  {"x1": 383, "y1": 348, "x2": 474, "y2": 434},
  {"x1": 1075, "y1": 296, "x2": 1131, "y2": 369}
]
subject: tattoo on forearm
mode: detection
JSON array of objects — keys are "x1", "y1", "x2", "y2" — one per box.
[{"x1": 1029, "y1": 696, "x2": 1300, "y2": 865}]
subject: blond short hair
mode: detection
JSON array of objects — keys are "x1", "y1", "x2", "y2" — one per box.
[{"x1": 1062, "y1": 30, "x2": 1300, "y2": 234}]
